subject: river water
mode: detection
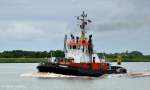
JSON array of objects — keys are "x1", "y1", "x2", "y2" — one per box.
[{"x1": 0, "y1": 62, "x2": 150, "y2": 90}]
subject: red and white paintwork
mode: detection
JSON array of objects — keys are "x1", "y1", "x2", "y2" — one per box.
[{"x1": 57, "y1": 11, "x2": 110, "y2": 72}]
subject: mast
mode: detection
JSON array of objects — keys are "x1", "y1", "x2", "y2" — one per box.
[
  {"x1": 77, "y1": 11, "x2": 91, "y2": 42},
  {"x1": 77, "y1": 11, "x2": 93, "y2": 63},
  {"x1": 65, "y1": 11, "x2": 93, "y2": 63}
]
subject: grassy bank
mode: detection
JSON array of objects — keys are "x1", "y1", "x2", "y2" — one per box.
[
  {"x1": 0, "y1": 58, "x2": 47, "y2": 63},
  {"x1": 106, "y1": 58, "x2": 150, "y2": 62},
  {"x1": 0, "y1": 58, "x2": 150, "y2": 63}
]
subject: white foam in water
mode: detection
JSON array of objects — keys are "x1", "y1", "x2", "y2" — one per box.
[
  {"x1": 99, "y1": 73, "x2": 129, "y2": 79},
  {"x1": 106, "y1": 74, "x2": 127, "y2": 78},
  {"x1": 21, "y1": 72, "x2": 150, "y2": 79},
  {"x1": 20, "y1": 72, "x2": 91, "y2": 78},
  {"x1": 21, "y1": 72, "x2": 127, "y2": 79},
  {"x1": 128, "y1": 72, "x2": 150, "y2": 78},
  {"x1": 107, "y1": 72, "x2": 150, "y2": 78}
]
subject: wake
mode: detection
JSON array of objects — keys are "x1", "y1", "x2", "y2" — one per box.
[{"x1": 20, "y1": 72, "x2": 150, "y2": 79}]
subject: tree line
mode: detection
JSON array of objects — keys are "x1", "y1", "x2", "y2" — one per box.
[
  {"x1": 0, "y1": 50, "x2": 150, "y2": 60},
  {"x1": 97, "y1": 51, "x2": 150, "y2": 61},
  {"x1": 0, "y1": 50, "x2": 64, "y2": 58}
]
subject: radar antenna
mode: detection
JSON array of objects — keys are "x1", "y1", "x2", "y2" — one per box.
[{"x1": 77, "y1": 11, "x2": 92, "y2": 42}]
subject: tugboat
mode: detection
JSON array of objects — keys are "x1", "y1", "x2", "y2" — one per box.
[{"x1": 37, "y1": 11, "x2": 127, "y2": 77}]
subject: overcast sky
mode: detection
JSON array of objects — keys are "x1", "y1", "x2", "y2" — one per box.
[{"x1": 0, "y1": 0, "x2": 150, "y2": 54}]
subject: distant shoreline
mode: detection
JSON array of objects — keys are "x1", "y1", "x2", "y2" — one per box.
[
  {"x1": 1, "y1": 50, "x2": 150, "y2": 63},
  {"x1": 106, "y1": 58, "x2": 150, "y2": 62},
  {"x1": 0, "y1": 58, "x2": 47, "y2": 63},
  {"x1": 0, "y1": 58, "x2": 150, "y2": 63}
]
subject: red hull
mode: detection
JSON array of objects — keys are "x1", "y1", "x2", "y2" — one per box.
[{"x1": 59, "y1": 62, "x2": 110, "y2": 73}]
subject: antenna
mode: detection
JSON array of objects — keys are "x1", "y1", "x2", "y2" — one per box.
[{"x1": 77, "y1": 11, "x2": 92, "y2": 41}]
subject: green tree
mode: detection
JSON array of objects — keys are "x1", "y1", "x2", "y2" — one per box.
[{"x1": 129, "y1": 51, "x2": 143, "y2": 56}]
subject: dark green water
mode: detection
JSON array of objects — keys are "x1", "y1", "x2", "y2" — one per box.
[{"x1": 0, "y1": 62, "x2": 150, "y2": 90}]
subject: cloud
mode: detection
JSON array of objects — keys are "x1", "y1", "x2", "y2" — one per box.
[
  {"x1": 0, "y1": 0, "x2": 150, "y2": 54},
  {"x1": 0, "y1": 20, "x2": 70, "y2": 51},
  {"x1": 0, "y1": 21, "x2": 69, "y2": 41},
  {"x1": 90, "y1": 18, "x2": 150, "y2": 32}
]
